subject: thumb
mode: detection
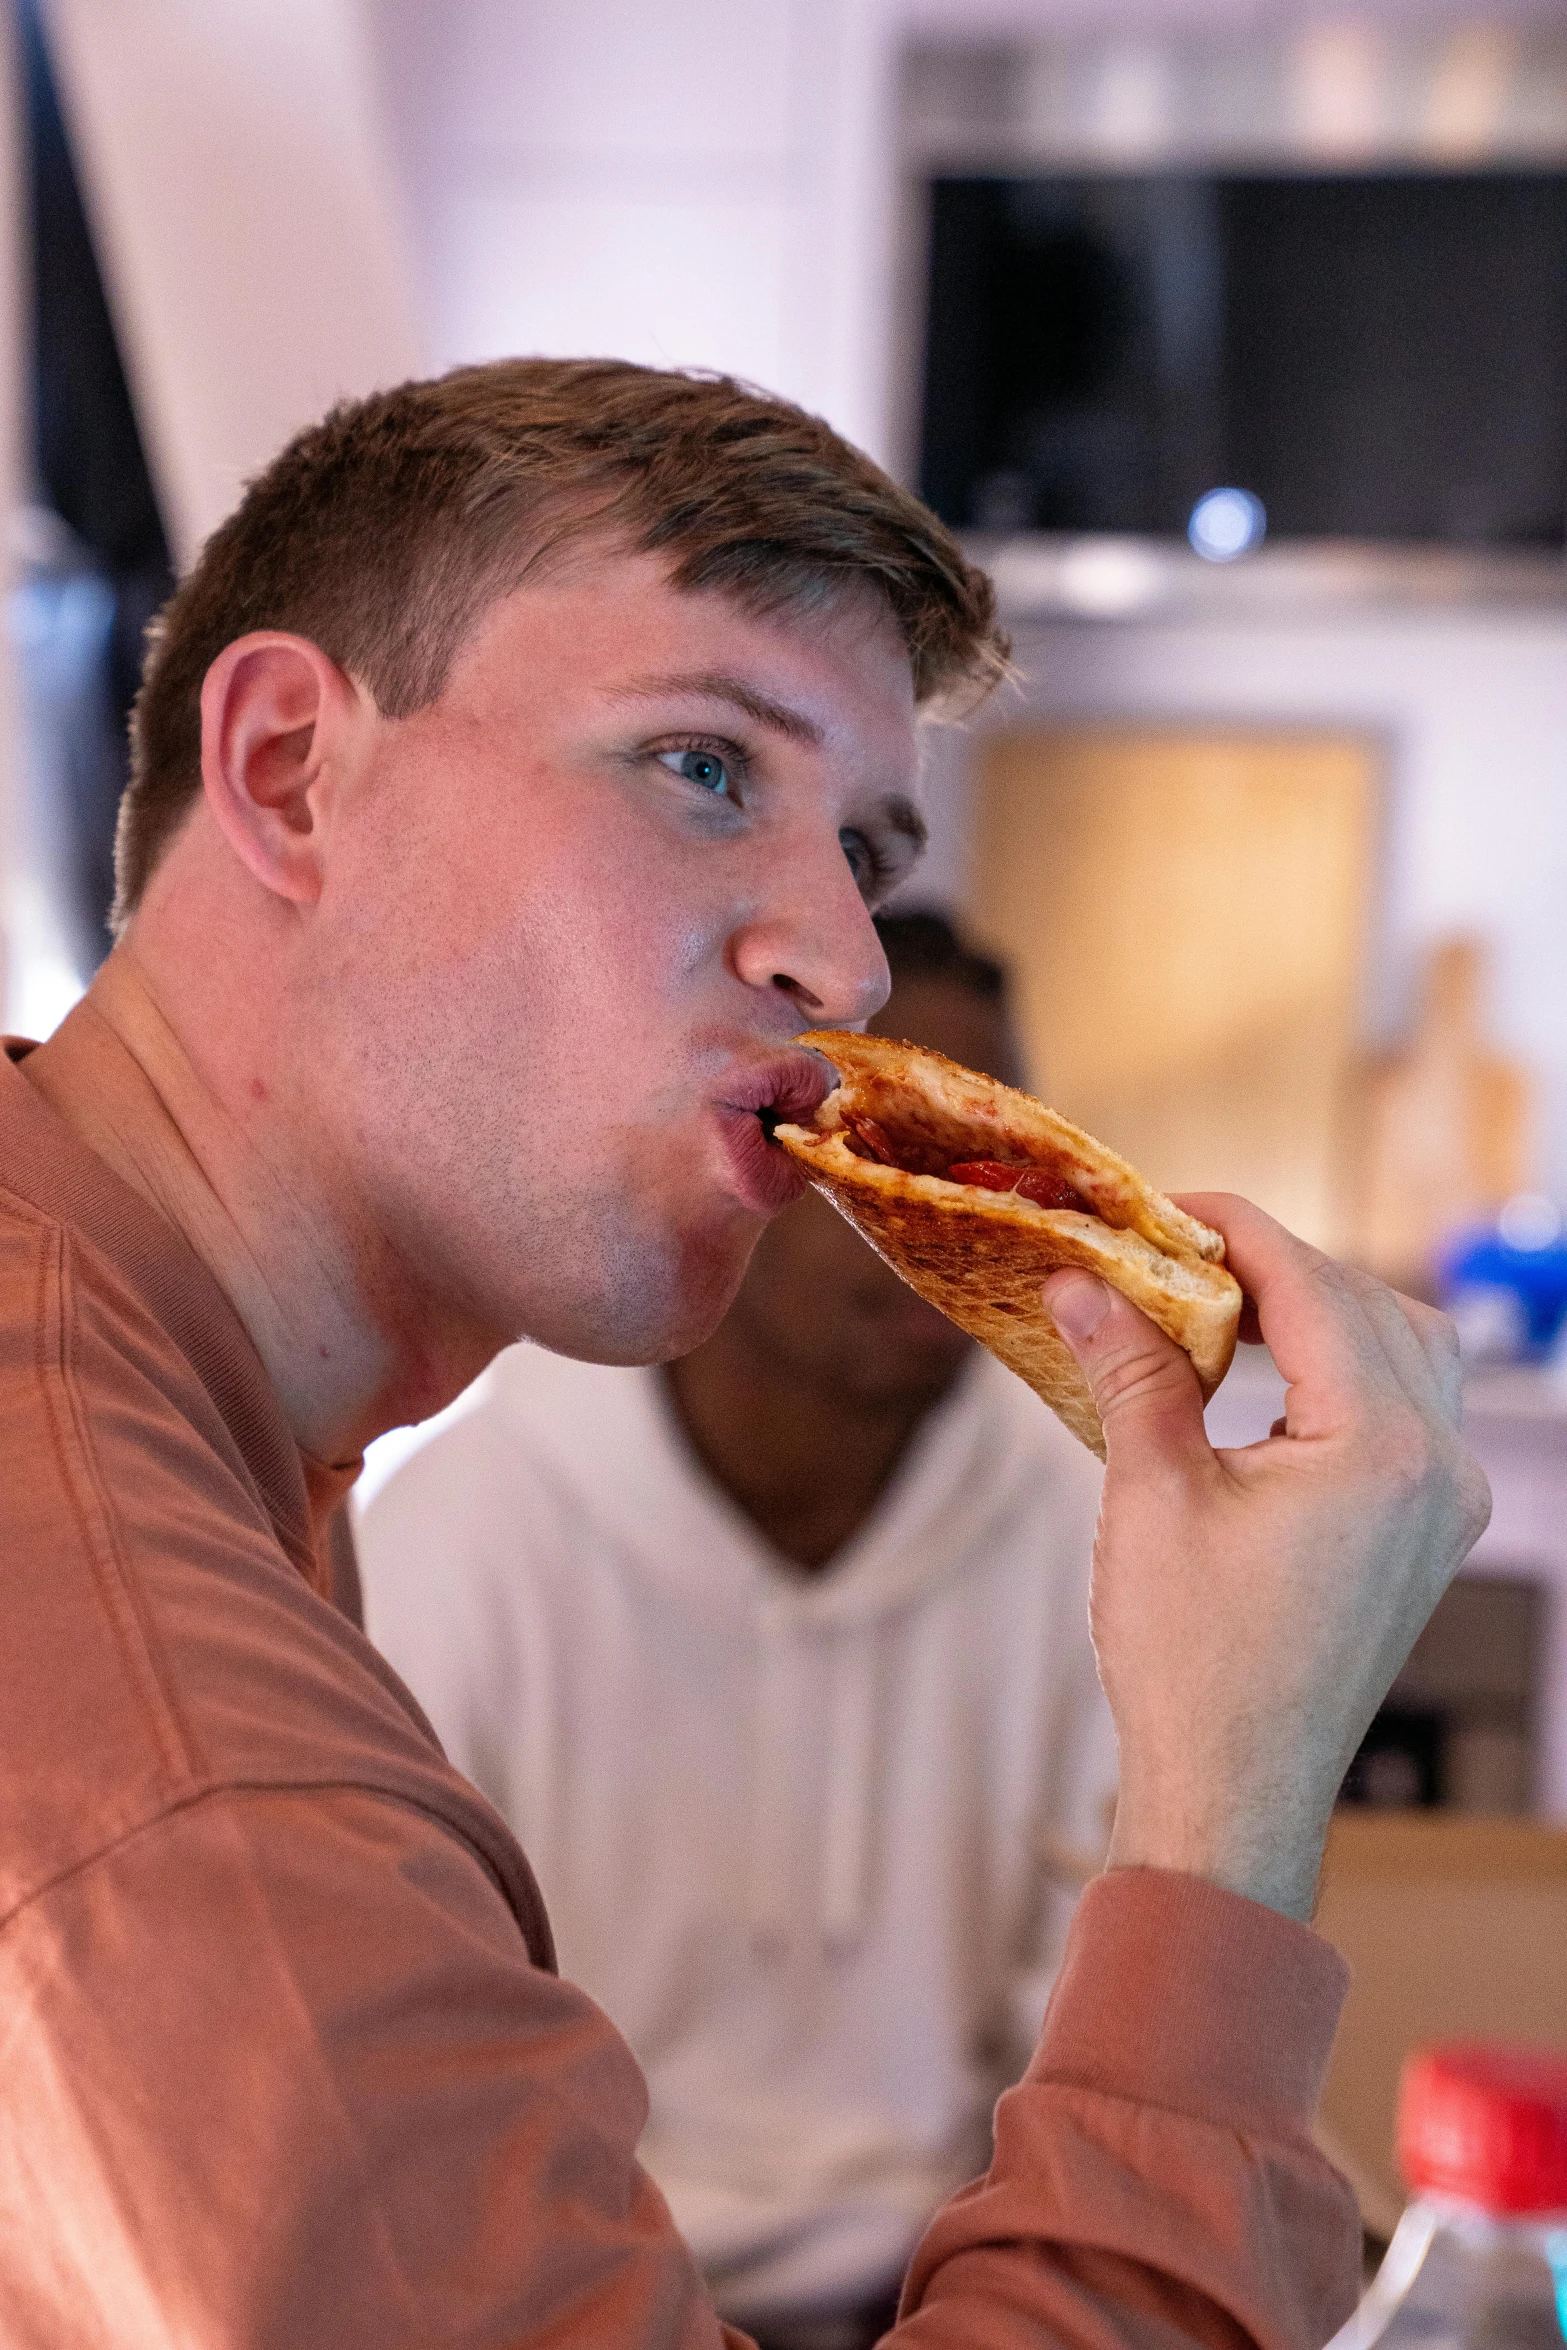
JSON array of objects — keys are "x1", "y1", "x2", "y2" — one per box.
[{"x1": 1044, "y1": 1270, "x2": 1210, "y2": 1466}]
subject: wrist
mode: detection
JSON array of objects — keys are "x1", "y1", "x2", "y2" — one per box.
[{"x1": 1106, "y1": 1780, "x2": 1332, "y2": 1924}]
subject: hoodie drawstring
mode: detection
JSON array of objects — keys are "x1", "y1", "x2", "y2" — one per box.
[
  {"x1": 821, "y1": 1627, "x2": 877, "y2": 1951},
  {"x1": 746, "y1": 1595, "x2": 798, "y2": 1949},
  {"x1": 748, "y1": 1600, "x2": 879, "y2": 1956}
]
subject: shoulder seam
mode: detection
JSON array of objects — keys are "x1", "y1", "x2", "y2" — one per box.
[
  {"x1": 0, "y1": 1776, "x2": 556, "y2": 1968},
  {"x1": 31, "y1": 1218, "x2": 198, "y2": 1785}
]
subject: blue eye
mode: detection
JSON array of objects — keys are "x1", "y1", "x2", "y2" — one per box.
[
  {"x1": 840, "y1": 827, "x2": 876, "y2": 892},
  {"x1": 660, "y1": 748, "x2": 733, "y2": 797}
]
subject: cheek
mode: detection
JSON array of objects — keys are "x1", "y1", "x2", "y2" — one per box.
[
  {"x1": 320, "y1": 748, "x2": 749, "y2": 1285},
  {"x1": 347, "y1": 761, "x2": 698, "y2": 1066}
]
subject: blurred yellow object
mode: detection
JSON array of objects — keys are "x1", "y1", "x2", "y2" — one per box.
[
  {"x1": 1314, "y1": 1812, "x2": 1567, "y2": 2232},
  {"x1": 971, "y1": 728, "x2": 1376, "y2": 1251},
  {"x1": 1351, "y1": 939, "x2": 1534, "y2": 1292}
]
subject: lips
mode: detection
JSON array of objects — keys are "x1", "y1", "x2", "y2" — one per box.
[
  {"x1": 719, "y1": 1049, "x2": 837, "y2": 1130},
  {"x1": 713, "y1": 1048, "x2": 837, "y2": 1214}
]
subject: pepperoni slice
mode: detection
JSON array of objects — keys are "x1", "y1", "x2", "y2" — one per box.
[
  {"x1": 842, "y1": 1109, "x2": 898, "y2": 1165},
  {"x1": 1014, "y1": 1170, "x2": 1096, "y2": 1214},
  {"x1": 948, "y1": 1160, "x2": 1093, "y2": 1216}
]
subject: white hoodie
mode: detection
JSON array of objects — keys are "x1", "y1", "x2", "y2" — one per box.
[{"x1": 358, "y1": 1343, "x2": 1115, "y2": 2332}]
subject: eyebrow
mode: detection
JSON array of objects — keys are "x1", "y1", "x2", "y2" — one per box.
[
  {"x1": 884, "y1": 799, "x2": 928, "y2": 855},
  {"x1": 609, "y1": 670, "x2": 825, "y2": 747}
]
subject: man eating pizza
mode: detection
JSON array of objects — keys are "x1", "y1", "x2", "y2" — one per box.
[{"x1": 0, "y1": 358, "x2": 1488, "y2": 2346}]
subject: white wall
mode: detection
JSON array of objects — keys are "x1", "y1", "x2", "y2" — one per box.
[
  {"x1": 370, "y1": 0, "x2": 900, "y2": 463},
  {"x1": 45, "y1": 0, "x2": 424, "y2": 565},
  {"x1": 365, "y1": 0, "x2": 1567, "y2": 484},
  {"x1": 915, "y1": 604, "x2": 1567, "y2": 1198}
]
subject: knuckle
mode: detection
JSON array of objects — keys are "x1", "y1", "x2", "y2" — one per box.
[
  {"x1": 1370, "y1": 1410, "x2": 1439, "y2": 1496},
  {"x1": 1427, "y1": 1306, "x2": 1463, "y2": 1363},
  {"x1": 1410, "y1": 1300, "x2": 1463, "y2": 1373},
  {"x1": 1306, "y1": 1250, "x2": 1346, "y2": 1294},
  {"x1": 1373, "y1": 1414, "x2": 1491, "y2": 1545},
  {"x1": 1093, "y1": 1340, "x2": 1192, "y2": 1419},
  {"x1": 1456, "y1": 1451, "x2": 1493, "y2": 1544},
  {"x1": 1307, "y1": 1251, "x2": 1357, "y2": 1312}
]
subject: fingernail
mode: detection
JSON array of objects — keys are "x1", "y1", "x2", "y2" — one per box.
[{"x1": 1047, "y1": 1271, "x2": 1111, "y2": 1342}]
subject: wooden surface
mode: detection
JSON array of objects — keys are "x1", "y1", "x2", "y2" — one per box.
[
  {"x1": 970, "y1": 727, "x2": 1377, "y2": 1249},
  {"x1": 1314, "y1": 1813, "x2": 1567, "y2": 2226}
]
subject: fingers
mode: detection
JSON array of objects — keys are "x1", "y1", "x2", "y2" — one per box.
[
  {"x1": 1380, "y1": 1283, "x2": 1463, "y2": 1414},
  {"x1": 1172, "y1": 1192, "x2": 1462, "y2": 1432},
  {"x1": 1174, "y1": 1193, "x2": 1370, "y2": 1408},
  {"x1": 1044, "y1": 1270, "x2": 1211, "y2": 1472},
  {"x1": 1345, "y1": 1272, "x2": 1464, "y2": 1426}
]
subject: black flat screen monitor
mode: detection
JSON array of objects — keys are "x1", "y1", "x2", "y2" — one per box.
[{"x1": 920, "y1": 171, "x2": 1567, "y2": 547}]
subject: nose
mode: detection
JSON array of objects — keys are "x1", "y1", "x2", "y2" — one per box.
[{"x1": 729, "y1": 840, "x2": 890, "y2": 1029}]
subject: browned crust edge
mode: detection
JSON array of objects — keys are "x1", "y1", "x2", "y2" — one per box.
[{"x1": 774, "y1": 1030, "x2": 1243, "y2": 1459}]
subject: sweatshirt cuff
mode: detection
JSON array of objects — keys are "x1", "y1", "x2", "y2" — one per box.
[{"x1": 1031, "y1": 1867, "x2": 1350, "y2": 2132}]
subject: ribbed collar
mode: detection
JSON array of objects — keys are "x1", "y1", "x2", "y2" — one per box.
[{"x1": 0, "y1": 1040, "x2": 358, "y2": 1592}]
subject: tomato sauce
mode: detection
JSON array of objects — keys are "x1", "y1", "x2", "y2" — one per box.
[
  {"x1": 947, "y1": 1160, "x2": 1094, "y2": 1216},
  {"x1": 838, "y1": 1115, "x2": 1096, "y2": 1219}
]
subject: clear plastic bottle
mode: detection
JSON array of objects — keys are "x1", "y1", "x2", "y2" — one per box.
[{"x1": 1329, "y1": 2045, "x2": 1567, "y2": 2349}]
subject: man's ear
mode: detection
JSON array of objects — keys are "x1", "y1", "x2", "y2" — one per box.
[{"x1": 197, "y1": 632, "x2": 366, "y2": 906}]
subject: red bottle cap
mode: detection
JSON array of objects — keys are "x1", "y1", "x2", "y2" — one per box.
[{"x1": 1399, "y1": 2044, "x2": 1567, "y2": 2215}]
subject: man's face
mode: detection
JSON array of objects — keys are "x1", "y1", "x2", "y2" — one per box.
[
  {"x1": 716, "y1": 976, "x2": 1022, "y2": 1413},
  {"x1": 306, "y1": 550, "x2": 923, "y2": 1379}
]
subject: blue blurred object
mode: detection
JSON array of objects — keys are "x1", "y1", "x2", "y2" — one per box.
[
  {"x1": 1440, "y1": 1195, "x2": 1567, "y2": 1361},
  {"x1": 1187, "y1": 486, "x2": 1266, "y2": 561}
]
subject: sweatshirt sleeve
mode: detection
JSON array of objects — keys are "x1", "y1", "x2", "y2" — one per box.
[
  {"x1": 8, "y1": 1782, "x2": 1357, "y2": 2350},
  {"x1": 5, "y1": 1782, "x2": 741, "y2": 2350},
  {"x1": 898, "y1": 1868, "x2": 1363, "y2": 2350}
]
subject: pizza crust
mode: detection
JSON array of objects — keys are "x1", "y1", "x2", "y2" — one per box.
[{"x1": 773, "y1": 1031, "x2": 1243, "y2": 1459}]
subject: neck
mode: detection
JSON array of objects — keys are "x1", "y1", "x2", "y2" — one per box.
[
  {"x1": 664, "y1": 1320, "x2": 948, "y2": 1573},
  {"x1": 21, "y1": 950, "x2": 474, "y2": 1466}
]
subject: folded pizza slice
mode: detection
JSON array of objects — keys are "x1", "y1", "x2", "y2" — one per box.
[{"x1": 772, "y1": 1030, "x2": 1243, "y2": 1459}]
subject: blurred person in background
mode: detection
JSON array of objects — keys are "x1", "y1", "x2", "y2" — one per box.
[{"x1": 359, "y1": 908, "x2": 1115, "y2": 2350}]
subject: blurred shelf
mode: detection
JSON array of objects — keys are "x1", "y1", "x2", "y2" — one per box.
[
  {"x1": 1463, "y1": 1364, "x2": 1567, "y2": 1423},
  {"x1": 974, "y1": 534, "x2": 1567, "y2": 626},
  {"x1": 1209, "y1": 1347, "x2": 1567, "y2": 1431},
  {"x1": 1204, "y1": 1346, "x2": 1567, "y2": 1820}
]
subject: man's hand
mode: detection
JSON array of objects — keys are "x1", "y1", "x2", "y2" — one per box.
[{"x1": 1043, "y1": 1196, "x2": 1491, "y2": 1922}]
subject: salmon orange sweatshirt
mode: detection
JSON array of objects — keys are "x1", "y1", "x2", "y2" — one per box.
[{"x1": 0, "y1": 1041, "x2": 1361, "y2": 2348}]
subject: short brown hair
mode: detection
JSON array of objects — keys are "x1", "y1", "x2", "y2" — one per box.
[{"x1": 114, "y1": 358, "x2": 1008, "y2": 930}]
